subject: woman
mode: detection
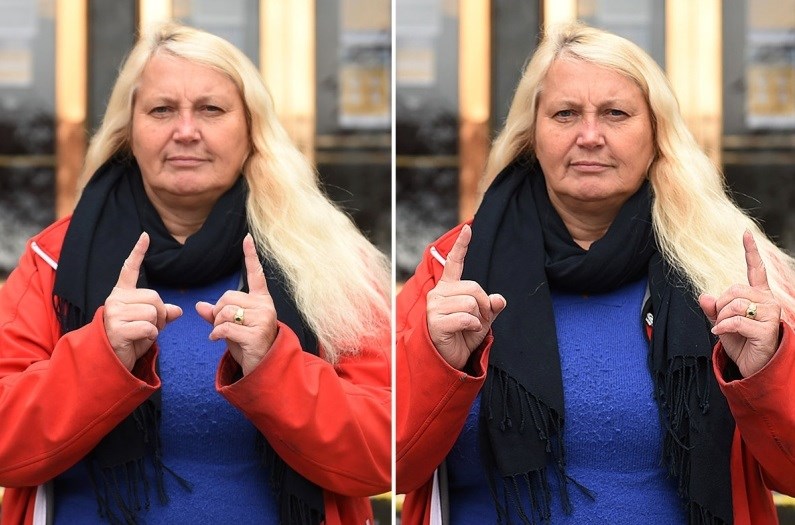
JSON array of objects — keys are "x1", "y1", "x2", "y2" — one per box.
[
  {"x1": 397, "y1": 22, "x2": 795, "y2": 525},
  {"x1": 0, "y1": 23, "x2": 390, "y2": 525}
]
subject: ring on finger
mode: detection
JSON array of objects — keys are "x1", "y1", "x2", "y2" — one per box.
[
  {"x1": 234, "y1": 307, "x2": 245, "y2": 325},
  {"x1": 745, "y1": 302, "x2": 757, "y2": 320}
]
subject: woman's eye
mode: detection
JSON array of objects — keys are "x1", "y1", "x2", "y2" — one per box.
[
  {"x1": 149, "y1": 106, "x2": 171, "y2": 116},
  {"x1": 553, "y1": 109, "x2": 574, "y2": 119},
  {"x1": 202, "y1": 105, "x2": 223, "y2": 113},
  {"x1": 607, "y1": 108, "x2": 628, "y2": 117}
]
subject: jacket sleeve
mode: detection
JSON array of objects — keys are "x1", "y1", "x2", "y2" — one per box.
[
  {"x1": 714, "y1": 322, "x2": 795, "y2": 495},
  {"x1": 396, "y1": 224, "x2": 491, "y2": 494},
  {"x1": 0, "y1": 238, "x2": 160, "y2": 487},
  {"x1": 215, "y1": 321, "x2": 391, "y2": 497}
]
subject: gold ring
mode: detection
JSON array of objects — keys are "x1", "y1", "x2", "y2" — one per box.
[
  {"x1": 745, "y1": 302, "x2": 757, "y2": 320},
  {"x1": 233, "y1": 307, "x2": 245, "y2": 325}
]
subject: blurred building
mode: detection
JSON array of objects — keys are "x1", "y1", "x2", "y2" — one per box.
[
  {"x1": 396, "y1": 0, "x2": 795, "y2": 282},
  {"x1": 0, "y1": 0, "x2": 391, "y2": 279}
]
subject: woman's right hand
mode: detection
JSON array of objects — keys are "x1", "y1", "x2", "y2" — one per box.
[
  {"x1": 426, "y1": 225, "x2": 506, "y2": 370},
  {"x1": 103, "y1": 233, "x2": 182, "y2": 371}
]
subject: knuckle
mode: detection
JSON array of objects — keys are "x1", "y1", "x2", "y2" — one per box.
[
  {"x1": 463, "y1": 296, "x2": 479, "y2": 313},
  {"x1": 140, "y1": 289, "x2": 160, "y2": 303},
  {"x1": 226, "y1": 304, "x2": 240, "y2": 317},
  {"x1": 464, "y1": 281, "x2": 488, "y2": 300},
  {"x1": 220, "y1": 291, "x2": 241, "y2": 304},
  {"x1": 138, "y1": 304, "x2": 155, "y2": 322},
  {"x1": 427, "y1": 289, "x2": 443, "y2": 303}
]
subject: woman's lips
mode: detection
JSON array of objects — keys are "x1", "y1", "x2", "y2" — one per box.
[
  {"x1": 166, "y1": 156, "x2": 207, "y2": 167},
  {"x1": 570, "y1": 161, "x2": 611, "y2": 173}
]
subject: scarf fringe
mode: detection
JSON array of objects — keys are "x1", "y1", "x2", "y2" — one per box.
[
  {"x1": 689, "y1": 501, "x2": 729, "y2": 525},
  {"x1": 491, "y1": 467, "x2": 597, "y2": 524},
  {"x1": 485, "y1": 368, "x2": 562, "y2": 446},
  {"x1": 86, "y1": 400, "x2": 193, "y2": 524},
  {"x1": 284, "y1": 494, "x2": 324, "y2": 525},
  {"x1": 257, "y1": 433, "x2": 324, "y2": 525},
  {"x1": 54, "y1": 298, "x2": 83, "y2": 337},
  {"x1": 88, "y1": 458, "x2": 151, "y2": 525},
  {"x1": 485, "y1": 368, "x2": 594, "y2": 524},
  {"x1": 87, "y1": 448, "x2": 195, "y2": 525},
  {"x1": 652, "y1": 355, "x2": 710, "y2": 500}
]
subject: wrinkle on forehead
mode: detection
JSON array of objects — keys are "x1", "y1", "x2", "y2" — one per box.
[
  {"x1": 539, "y1": 58, "x2": 647, "y2": 112},
  {"x1": 135, "y1": 53, "x2": 242, "y2": 107}
]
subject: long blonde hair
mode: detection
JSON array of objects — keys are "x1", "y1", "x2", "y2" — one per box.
[
  {"x1": 80, "y1": 22, "x2": 390, "y2": 363},
  {"x1": 484, "y1": 22, "x2": 795, "y2": 321}
]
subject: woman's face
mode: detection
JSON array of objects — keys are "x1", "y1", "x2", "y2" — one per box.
[
  {"x1": 131, "y1": 53, "x2": 249, "y2": 211},
  {"x1": 534, "y1": 58, "x2": 655, "y2": 218}
]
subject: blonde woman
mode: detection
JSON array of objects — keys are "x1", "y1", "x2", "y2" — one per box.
[
  {"x1": 397, "y1": 22, "x2": 795, "y2": 524},
  {"x1": 0, "y1": 23, "x2": 390, "y2": 525}
]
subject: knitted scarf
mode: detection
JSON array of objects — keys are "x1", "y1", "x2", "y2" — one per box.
[
  {"x1": 462, "y1": 158, "x2": 735, "y2": 524},
  {"x1": 52, "y1": 157, "x2": 324, "y2": 525}
]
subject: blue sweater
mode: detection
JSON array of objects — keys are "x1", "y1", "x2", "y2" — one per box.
[
  {"x1": 54, "y1": 272, "x2": 279, "y2": 524},
  {"x1": 446, "y1": 277, "x2": 686, "y2": 524}
]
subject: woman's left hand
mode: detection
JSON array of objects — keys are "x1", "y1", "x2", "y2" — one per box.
[
  {"x1": 196, "y1": 234, "x2": 278, "y2": 375},
  {"x1": 698, "y1": 231, "x2": 782, "y2": 378}
]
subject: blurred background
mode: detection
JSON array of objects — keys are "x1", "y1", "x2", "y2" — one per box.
[{"x1": 395, "y1": 0, "x2": 794, "y2": 520}]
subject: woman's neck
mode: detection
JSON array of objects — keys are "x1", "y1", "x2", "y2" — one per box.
[
  {"x1": 156, "y1": 208, "x2": 207, "y2": 244},
  {"x1": 146, "y1": 193, "x2": 213, "y2": 244},
  {"x1": 549, "y1": 197, "x2": 620, "y2": 250}
]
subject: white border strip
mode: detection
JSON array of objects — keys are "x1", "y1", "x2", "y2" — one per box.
[
  {"x1": 32, "y1": 484, "x2": 47, "y2": 525},
  {"x1": 429, "y1": 246, "x2": 446, "y2": 267},
  {"x1": 430, "y1": 468, "x2": 442, "y2": 525},
  {"x1": 31, "y1": 242, "x2": 58, "y2": 270}
]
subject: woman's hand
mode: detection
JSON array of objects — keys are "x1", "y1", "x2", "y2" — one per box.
[
  {"x1": 196, "y1": 234, "x2": 278, "y2": 376},
  {"x1": 699, "y1": 231, "x2": 782, "y2": 378},
  {"x1": 427, "y1": 225, "x2": 506, "y2": 371},
  {"x1": 104, "y1": 233, "x2": 183, "y2": 371}
]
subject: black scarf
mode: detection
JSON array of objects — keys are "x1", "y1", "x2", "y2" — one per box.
[
  {"x1": 462, "y1": 158, "x2": 735, "y2": 524},
  {"x1": 53, "y1": 157, "x2": 324, "y2": 525}
]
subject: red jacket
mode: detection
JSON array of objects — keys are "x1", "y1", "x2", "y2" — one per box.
[
  {"x1": 397, "y1": 223, "x2": 795, "y2": 525},
  {"x1": 0, "y1": 217, "x2": 391, "y2": 525}
]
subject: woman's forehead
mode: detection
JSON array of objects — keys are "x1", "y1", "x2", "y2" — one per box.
[{"x1": 539, "y1": 59, "x2": 646, "y2": 103}]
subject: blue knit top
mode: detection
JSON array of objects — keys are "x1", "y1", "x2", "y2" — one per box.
[
  {"x1": 54, "y1": 272, "x2": 279, "y2": 524},
  {"x1": 446, "y1": 277, "x2": 686, "y2": 524}
]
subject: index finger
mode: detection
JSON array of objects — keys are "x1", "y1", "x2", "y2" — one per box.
[
  {"x1": 116, "y1": 232, "x2": 148, "y2": 289},
  {"x1": 440, "y1": 224, "x2": 471, "y2": 282},
  {"x1": 243, "y1": 233, "x2": 270, "y2": 295},
  {"x1": 743, "y1": 230, "x2": 770, "y2": 290}
]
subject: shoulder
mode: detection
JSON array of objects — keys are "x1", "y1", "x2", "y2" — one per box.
[{"x1": 27, "y1": 216, "x2": 72, "y2": 269}]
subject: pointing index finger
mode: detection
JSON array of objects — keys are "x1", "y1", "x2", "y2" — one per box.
[
  {"x1": 116, "y1": 232, "x2": 148, "y2": 289},
  {"x1": 743, "y1": 230, "x2": 770, "y2": 290},
  {"x1": 441, "y1": 224, "x2": 471, "y2": 282},
  {"x1": 243, "y1": 234, "x2": 270, "y2": 295}
]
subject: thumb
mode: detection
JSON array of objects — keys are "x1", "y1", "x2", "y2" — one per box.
[
  {"x1": 489, "y1": 294, "x2": 507, "y2": 321},
  {"x1": 165, "y1": 304, "x2": 183, "y2": 323},
  {"x1": 195, "y1": 301, "x2": 215, "y2": 324}
]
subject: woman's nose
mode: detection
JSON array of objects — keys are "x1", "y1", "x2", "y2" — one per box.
[
  {"x1": 575, "y1": 116, "x2": 605, "y2": 148},
  {"x1": 173, "y1": 111, "x2": 200, "y2": 142}
]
